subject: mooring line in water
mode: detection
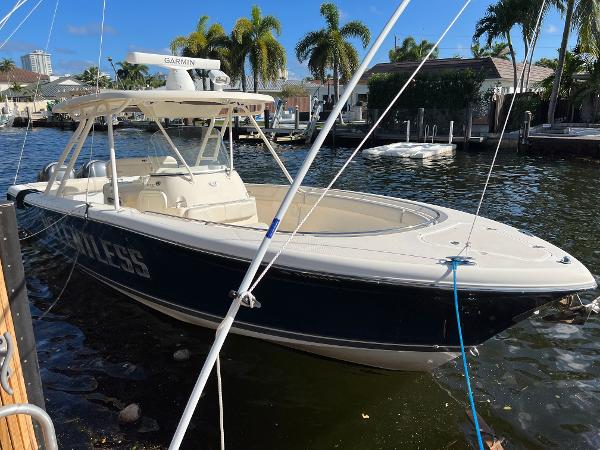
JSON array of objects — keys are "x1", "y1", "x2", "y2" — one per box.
[
  {"x1": 463, "y1": 0, "x2": 547, "y2": 250},
  {"x1": 449, "y1": 257, "x2": 484, "y2": 450}
]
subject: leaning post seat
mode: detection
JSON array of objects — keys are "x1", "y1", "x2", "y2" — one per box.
[{"x1": 137, "y1": 170, "x2": 259, "y2": 225}]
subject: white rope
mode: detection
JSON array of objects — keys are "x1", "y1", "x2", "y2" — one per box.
[
  {"x1": 0, "y1": 0, "x2": 42, "y2": 51},
  {"x1": 247, "y1": 0, "x2": 473, "y2": 295},
  {"x1": 85, "y1": 0, "x2": 106, "y2": 204},
  {"x1": 464, "y1": 0, "x2": 547, "y2": 249},
  {"x1": 0, "y1": 0, "x2": 29, "y2": 32},
  {"x1": 12, "y1": 0, "x2": 59, "y2": 186},
  {"x1": 20, "y1": 203, "x2": 86, "y2": 241},
  {"x1": 217, "y1": 356, "x2": 225, "y2": 450}
]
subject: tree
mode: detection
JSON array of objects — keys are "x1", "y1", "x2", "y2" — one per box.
[
  {"x1": 539, "y1": 50, "x2": 586, "y2": 99},
  {"x1": 389, "y1": 37, "x2": 439, "y2": 62},
  {"x1": 471, "y1": 41, "x2": 509, "y2": 59},
  {"x1": 146, "y1": 73, "x2": 166, "y2": 89},
  {"x1": 548, "y1": 0, "x2": 600, "y2": 123},
  {"x1": 225, "y1": 33, "x2": 248, "y2": 91},
  {"x1": 170, "y1": 15, "x2": 229, "y2": 90},
  {"x1": 0, "y1": 58, "x2": 16, "y2": 74},
  {"x1": 570, "y1": 56, "x2": 600, "y2": 121},
  {"x1": 535, "y1": 57, "x2": 558, "y2": 69},
  {"x1": 474, "y1": 0, "x2": 519, "y2": 91},
  {"x1": 296, "y1": 2, "x2": 370, "y2": 105},
  {"x1": 10, "y1": 82, "x2": 22, "y2": 92},
  {"x1": 75, "y1": 66, "x2": 111, "y2": 88},
  {"x1": 515, "y1": 0, "x2": 554, "y2": 91},
  {"x1": 281, "y1": 84, "x2": 309, "y2": 98},
  {"x1": 233, "y1": 5, "x2": 286, "y2": 93},
  {"x1": 116, "y1": 61, "x2": 149, "y2": 89}
]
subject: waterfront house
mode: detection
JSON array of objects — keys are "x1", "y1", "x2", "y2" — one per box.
[{"x1": 363, "y1": 57, "x2": 554, "y2": 95}]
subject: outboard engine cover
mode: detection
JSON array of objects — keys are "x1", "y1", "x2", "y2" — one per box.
[
  {"x1": 36, "y1": 162, "x2": 75, "y2": 182},
  {"x1": 76, "y1": 159, "x2": 107, "y2": 178}
]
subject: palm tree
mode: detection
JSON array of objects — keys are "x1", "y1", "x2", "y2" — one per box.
[
  {"x1": 75, "y1": 66, "x2": 112, "y2": 88},
  {"x1": 474, "y1": 0, "x2": 519, "y2": 91},
  {"x1": 10, "y1": 82, "x2": 22, "y2": 92},
  {"x1": 170, "y1": 15, "x2": 228, "y2": 90},
  {"x1": 548, "y1": 0, "x2": 600, "y2": 123},
  {"x1": 0, "y1": 58, "x2": 16, "y2": 89},
  {"x1": 225, "y1": 33, "x2": 248, "y2": 91},
  {"x1": 233, "y1": 5, "x2": 286, "y2": 93},
  {"x1": 116, "y1": 61, "x2": 149, "y2": 89},
  {"x1": 0, "y1": 58, "x2": 15, "y2": 74},
  {"x1": 471, "y1": 41, "x2": 509, "y2": 59},
  {"x1": 389, "y1": 37, "x2": 439, "y2": 62},
  {"x1": 296, "y1": 2, "x2": 370, "y2": 104}
]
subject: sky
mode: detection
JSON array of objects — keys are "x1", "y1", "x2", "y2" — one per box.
[{"x1": 0, "y1": 0, "x2": 579, "y2": 79}]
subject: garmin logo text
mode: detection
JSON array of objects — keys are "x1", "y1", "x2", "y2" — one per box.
[
  {"x1": 44, "y1": 218, "x2": 151, "y2": 279},
  {"x1": 164, "y1": 57, "x2": 194, "y2": 66}
]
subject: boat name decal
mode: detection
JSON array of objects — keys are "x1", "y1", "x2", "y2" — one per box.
[
  {"x1": 43, "y1": 217, "x2": 151, "y2": 279},
  {"x1": 164, "y1": 57, "x2": 194, "y2": 66}
]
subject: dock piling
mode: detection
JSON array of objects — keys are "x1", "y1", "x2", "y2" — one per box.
[
  {"x1": 449, "y1": 121, "x2": 454, "y2": 144},
  {"x1": 0, "y1": 201, "x2": 44, "y2": 449},
  {"x1": 417, "y1": 108, "x2": 424, "y2": 142}
]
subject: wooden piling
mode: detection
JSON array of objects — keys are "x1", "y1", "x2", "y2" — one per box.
[
  {"x1": 465, "y1": 104, "x2": 474, "y2": 150},
  {"x1": 0, "y1": 202, "x2": 43, "y2": 450},
  {"x1": 417, "y1": 108, "x2": 425, "y2": 142}
]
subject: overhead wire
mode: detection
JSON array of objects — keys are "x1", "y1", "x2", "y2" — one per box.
[
  {"x1": 12, "y1": 0, "x2": 59, "y2": 185},
  {"x1": 463, "y1": 0, "x2": 548, "y2": 249}
]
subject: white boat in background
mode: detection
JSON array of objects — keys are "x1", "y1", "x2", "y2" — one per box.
[
  {"x1": 0, "y1": 97, "x2": 16, "y2": 128},
  {"x1": 363, "y1": 142, "x2": 456, "y2": 159}
]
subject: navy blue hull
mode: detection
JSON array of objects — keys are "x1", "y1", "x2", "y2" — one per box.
[{"x1": 16, "y1": 201, "x2": 566, "y2": 353}]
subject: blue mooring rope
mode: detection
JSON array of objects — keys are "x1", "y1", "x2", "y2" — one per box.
[{"x1": 451, "y1": 258, "x2": 485, "y2": 450}]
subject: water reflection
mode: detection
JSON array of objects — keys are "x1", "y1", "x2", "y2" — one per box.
[{"x1": 1, "y1": 127, "x2": 599, "y2": 449}]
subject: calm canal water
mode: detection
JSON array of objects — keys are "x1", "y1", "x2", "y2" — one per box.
[{"x1": 0, "y1": 127, "x2": 599, "y2": 449}]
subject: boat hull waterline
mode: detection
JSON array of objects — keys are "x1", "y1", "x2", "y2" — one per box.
[{"x1": 14, "y1": 197, "x2": 572, "y2": 371}]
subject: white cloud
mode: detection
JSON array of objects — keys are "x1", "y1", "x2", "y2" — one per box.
[
  {"x1": 546, "y1": 24, "x2": 559, "y2": 34},
  {"x1": 128, "y1": 44, "x2": 171, "y2": 55},
  {"x1": 67, "y1": 24, "x2": 117, "y2": 36},
  {"x1": 369, "y1": 5, "x2": 382, "y2": 15}
]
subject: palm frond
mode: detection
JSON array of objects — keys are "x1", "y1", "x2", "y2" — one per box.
[{"x1": 340, "y1": 21, "x2": 370, "y2": 48}]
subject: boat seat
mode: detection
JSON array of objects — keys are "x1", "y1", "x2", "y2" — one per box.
[
  {"x1": 137, "y1": 190, "x2": 169, "y2": 213},
  {"x1": 107, "y1": 156, "x2": 179, "y2": 178},
  {"x1": 103, "y1": 180, "x2": 146, "y2": 207},
  {"x1": 59, "y1": 177, "x2": 110, "y2": 195},
  {"x1": 184, "y1": 198, "x2": 258, "y2": 224}
]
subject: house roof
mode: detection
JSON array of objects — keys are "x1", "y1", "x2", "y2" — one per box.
[
  {"x1": 0, "y1": 68, "x2": 49, "y2": 84},
  {"x1": 0, "y1": 76, "x2": 93, "y2": 99},
  {"x1": 363, "y1": 57, "x2": 554, "y2": 83}
]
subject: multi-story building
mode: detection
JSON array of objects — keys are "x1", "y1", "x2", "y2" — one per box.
[{"x1": 20, "y1": 50, "x2": 52, "y2": 76}]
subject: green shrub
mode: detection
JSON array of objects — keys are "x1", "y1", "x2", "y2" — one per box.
[{"x1": 368, "y1": 70, "x2": 485, "y2": 110}]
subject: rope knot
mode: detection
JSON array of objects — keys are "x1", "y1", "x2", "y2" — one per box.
[{"x1": 228, "y1": 290, "x2": 261, "y2": 309}]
